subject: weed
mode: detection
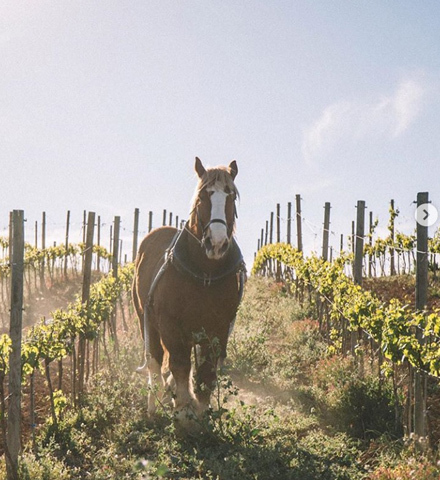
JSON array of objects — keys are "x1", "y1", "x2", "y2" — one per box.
[{"x1": 1, "y1": 276, "x2": 438, "y2": 478}]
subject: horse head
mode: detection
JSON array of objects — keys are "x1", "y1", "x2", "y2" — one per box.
[{"x1": 192, "y1": 157, "x2": 238, "y2": 260}]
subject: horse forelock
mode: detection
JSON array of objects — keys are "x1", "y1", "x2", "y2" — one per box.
[{"x1": 191, "y1": 167, "x2": 239, "y2": 211}]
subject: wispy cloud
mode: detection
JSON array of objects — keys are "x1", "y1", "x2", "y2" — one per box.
[
  {"x1": 391, "y1": 79, "x2": 425, "y2": 136},
  {"x1": 302, "y1": 76, "x2": 426, "y2": 165}
]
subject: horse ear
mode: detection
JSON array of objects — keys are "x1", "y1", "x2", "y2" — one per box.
[
  {"x1": 228, "y1": 160, "x2": 238, "y2": 180},
  {"x1": 195, "y1": 157, "x2": 206, "y2": 179}
]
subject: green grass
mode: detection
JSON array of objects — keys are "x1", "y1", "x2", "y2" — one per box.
[
  {"x1": 13, "y1": 367, "x2": 365, "y2": 479},
  {"x1": 1, "y1": 276, "x2": 439, "y2": 479}
]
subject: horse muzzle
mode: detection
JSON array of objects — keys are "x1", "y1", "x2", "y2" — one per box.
[{"x1": 202, "y1": 219, "x2": 231, "y2": 260}]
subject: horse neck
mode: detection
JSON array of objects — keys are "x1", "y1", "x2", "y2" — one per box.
[{"x1": 187, "y1": 209, "x2": 202, "y2": 241}]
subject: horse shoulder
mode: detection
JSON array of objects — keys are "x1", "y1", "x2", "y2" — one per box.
[{"x1": 134, "y1": 227, "x2": 178, "y2": 308}]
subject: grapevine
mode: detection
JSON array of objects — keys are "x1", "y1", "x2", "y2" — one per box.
[
  {"x1": 0, "y1": 237, "x2": 112, "y2": 278},
  {"x1": 253, "y1": 243, "x2": 440, "y2": 377},
  {"x1": 0, "y1": 263, "x2": 134, "y2": 378}
]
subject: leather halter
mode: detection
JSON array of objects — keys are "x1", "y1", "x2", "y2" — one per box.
[
  {"x1": 203, "y1": 218, "x2": 228, "y2": 233},
  {"x1": 195, "y1": 196, "x2": 238, "y2": 243}
]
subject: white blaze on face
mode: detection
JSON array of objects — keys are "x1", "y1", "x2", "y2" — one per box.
[{"x1": 208, "y1": 189, "x2": 228, "y2": 258}]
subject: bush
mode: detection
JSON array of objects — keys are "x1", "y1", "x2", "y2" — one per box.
[
  {"x1": 334, "y1": 376, "x2": 400, "y2": 440},
  {"x1": 16, "y1": 450, "x2": 71, "y2": 480},
  {"x1": 308, "y1": 355, "x2": 402, "y2": 441},
  {"x1": 367, "y1": 457, "x2": 440, "y2": 479}
]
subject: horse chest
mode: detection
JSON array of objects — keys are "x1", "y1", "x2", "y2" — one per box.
[{"x1": 153, "y1": 269, "x2": 239, "y2": 327}]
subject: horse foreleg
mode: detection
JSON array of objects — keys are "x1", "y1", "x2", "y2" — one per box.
[
  {"x1": 168, "y1": 344, "x2": 197, "y2": 419},
  {"x1": 162, "y1": 368, "x2": 175, "y2": 407},
  {"x1": 146, "y1": 326, "x2": 164, "y2": 416},
  {"x1": 195, "y1": 342, "x2": 219, "y2": 411},
  {"x1": 218, "y1": 316, "x2": 236, "y2": 370},
  {"x1": 147, "y1": 357, "x2": 164, "y2": 415}
]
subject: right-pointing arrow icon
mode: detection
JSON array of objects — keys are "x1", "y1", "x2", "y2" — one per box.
[{"x1": 416, "y1": 204, "x2": 438, "y2": 227}]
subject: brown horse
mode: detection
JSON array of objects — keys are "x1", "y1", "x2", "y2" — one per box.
[{"x1": 132, "y1": 157, "x2": 245, "y2": 421}]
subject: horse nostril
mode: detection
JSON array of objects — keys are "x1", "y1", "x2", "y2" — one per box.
[
  {"x1": 204, "y1": 237, "x2": 213, "y2": 251},
  {"x1": 220, "y1": 240, "x2": 229, "y2": 254}
]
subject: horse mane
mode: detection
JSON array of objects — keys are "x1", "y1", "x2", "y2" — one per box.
[{"x1": 190, "y1": 166, "x2": 239, "y2": 213}]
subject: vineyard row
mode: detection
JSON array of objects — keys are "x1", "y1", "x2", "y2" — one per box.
[
  {"x1": 256, "y1": 196, "x2": 440, "y2": 277},
  {"x1": 253, "y1": 241, "x2": 435, "y2": 442},
  {"x1": 253, "y1": 243, "x2": 440, "y2": 377}
]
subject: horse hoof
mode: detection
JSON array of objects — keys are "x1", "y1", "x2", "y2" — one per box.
[{"x1": 173, "y1": 403, "x2": 199, "y2": 429}]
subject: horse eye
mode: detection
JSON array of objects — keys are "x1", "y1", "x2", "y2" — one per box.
[
  {"x1": 226, "y1": 188, "x2": 236, "y2": 200},
  {"x1": 199, "y1": 190, "x2": 212, "y2": 200}
]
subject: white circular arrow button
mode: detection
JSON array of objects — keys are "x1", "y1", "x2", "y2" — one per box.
[{"x1": 415, "y1": 203, "x2": 438, "y2": 227}]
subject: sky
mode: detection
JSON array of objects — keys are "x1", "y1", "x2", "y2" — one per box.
[{"x1": 1, "y1": 1, "x2": 440, "y2": 268}]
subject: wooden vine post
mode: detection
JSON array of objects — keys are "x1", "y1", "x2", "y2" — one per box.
[
  {"x1": 390, "y1": 199, "x2": 396, "y2": 275},
  {"x1": 112, "y1": 216, "x2": 120, "y2": 278},
  {"x1": 40, "y1": 211, "x2": 46, "y2": 290},
  {"x1": 354, "y1": 201, "x2": 366, "y2": 285},
  {"x1": 414, "y1": 191, "x2": 428, "y2": 441},
  {"x1": 97, "y1": 216, "x2": 101, "y2": 273},
  {"x1": 295, "y1": 194, "x2": 303, "y2": 253},
  {"x1": 148, "y1": 211, "x2": 153, "y2": 233},
  {"x1": 352, "y1": 201, "x2": 365, "y2": 358},
  {"x1": 7, "y1": 210, "x2": 24, "y2": 480},
  {"x1": 276, "y1": 204, "x2": 281, "y2": 279},
  {"x1": 276, "y1": 203, "x2": 281, "y2": 243},
  {"x1": 269, "y1": 212, "x2": 274, "y2": 244},
  {"x1": 132, "y1": 208, "x2": 139, "y2": 262},
  {"x1": 351, "y1": 221, "x2": 355, "y2": 255},
  {"x1": 64, "y1": 210, "x2": 70, "y2": 278},
  {"x1": 77, "y1": 211, "x2": 95, "y2": 401},
  {"x1": 81, "y1": 210, "x2": 86, "y2": 272},
  {"x1": 111, "y1": 216, "x2": 121, "y2": 348},
  {"x1": 322, "y1": 202, "x2": 331, "y2": 261}
]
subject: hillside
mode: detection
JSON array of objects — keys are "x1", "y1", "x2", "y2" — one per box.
[
  {"x1": 0, "y1": 270, "x2": 105, "y2": 335},
  {"x1": 1, "y1": 275, "x2": 439, "y2": 479},
  {"x1": 363, "y1": 273, "x2": 440, "y2": 310}
]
